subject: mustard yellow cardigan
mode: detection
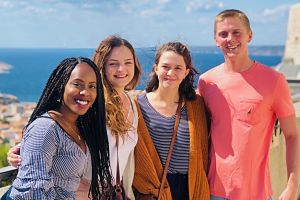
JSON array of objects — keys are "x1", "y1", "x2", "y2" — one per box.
[{"x1": 133, "y1": 95, "x2": 210, "y2": 200}]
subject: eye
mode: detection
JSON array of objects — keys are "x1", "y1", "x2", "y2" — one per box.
[
  {"x1": 175, "y1": 66, "x2": 183, "y2": 71},
  {"x1": 89, "y1": 84, "x2": 97, "y2": 89},
  {"x1": 233, "y1": 31, "x2": 241, "y2": 36},
  {"x1": 125, "y1": 61, "x2": 133, "y2": 65},
  {"x1": 108, "y1": 62, "x2": 118, "y2": 67},
  {"x1": 218, "y1": 31, "x2": 228, "y2": 38},
  {"x1": 72, "y1": 82, "x2": 82, "y2": 88},
  {"x1": 161, "y1": 65, "x2": 169, "y2": 70}
]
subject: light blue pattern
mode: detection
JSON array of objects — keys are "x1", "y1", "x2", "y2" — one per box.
[
  {"x1": 9, "y1": 113, "x2": 91, "y2": 200},
  {"x1": 210, "y1": 195, "x2": 272, "y2": 200}
]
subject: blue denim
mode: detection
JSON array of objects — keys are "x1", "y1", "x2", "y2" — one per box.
[
  {"x1": 210, "y1": 195, "x2": 228, "y2": 200},
  {"x1": 167, "y1": 173, "x2": 189, "y2": 200},
  {"x1": 210, "y1": 195, "x2": 272, "y2": 200},
  {"x1": 0, "y1": 186, "x2": 13, "y2": 200}
]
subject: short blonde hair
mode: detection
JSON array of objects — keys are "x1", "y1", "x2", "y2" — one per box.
[{"x1": 214, "y1": 9, "x2": 252, "y2": 37}]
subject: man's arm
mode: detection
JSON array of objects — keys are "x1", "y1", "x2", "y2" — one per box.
[{"x1": 279, "y1": 114, "x2": 300, "y2": 200}]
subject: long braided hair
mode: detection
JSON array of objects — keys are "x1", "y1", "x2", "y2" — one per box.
[{"x1": 25, "y1": 57, "x2": 112, "y2": 199}]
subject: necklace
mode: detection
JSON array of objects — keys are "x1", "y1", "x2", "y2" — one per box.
[
  {"x1": 69, "y1": 124, "x2": 82, "y2": 141},
  {"x1": 48, "y1": 110, "x2": 82, "y2": 142}
]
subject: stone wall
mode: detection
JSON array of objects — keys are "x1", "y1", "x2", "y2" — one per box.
[
  {"x1": 270, "y1": 102, "x2": 300, "y2": 199},
  {"x1": 284, "y1": 4, "x2": 300, "y2": 66}
]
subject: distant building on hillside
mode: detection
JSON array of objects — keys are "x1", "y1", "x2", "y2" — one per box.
[{"x1": 0, "y1": 93, "x2": 19, "y2": 105}]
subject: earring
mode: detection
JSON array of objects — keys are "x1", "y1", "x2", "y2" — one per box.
[{"x1": 57, "y1": 99, "x2": 61, "y2": 103}]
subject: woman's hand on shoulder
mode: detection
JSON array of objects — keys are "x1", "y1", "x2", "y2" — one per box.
[{"x1": 7, "y1": 144, "x2": 21, "y2": 168}]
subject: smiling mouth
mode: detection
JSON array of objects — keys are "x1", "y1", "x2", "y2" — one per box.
[
  {"x1": 226, "y1": 44, "x2": 239, "y2": 51},
  {"x1": 75, "y1": 99, "x2": 89, "y2": 105},
  {"x1": 114, "y1": 74, "x2": 128, "y2": 78},
  {"x1": 164, "y1": 77, "x2": 176, "y2": 81}
]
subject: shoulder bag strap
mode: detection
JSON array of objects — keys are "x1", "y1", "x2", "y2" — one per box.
[
  {"x1": 157, "y1": 100, "x2": 183, "y2": 200},
  {"x1": 115, "y1": 134, "x2": 124, "y2": 199}
]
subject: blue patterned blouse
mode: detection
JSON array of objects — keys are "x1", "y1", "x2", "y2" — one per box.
[{"x1": 9, "y1": 113, "x2": 91, "y2": 200}]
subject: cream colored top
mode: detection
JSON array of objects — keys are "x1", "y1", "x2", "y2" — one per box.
[{"x1": 76, "y1": 94, "x2": 138, "y2": 200}]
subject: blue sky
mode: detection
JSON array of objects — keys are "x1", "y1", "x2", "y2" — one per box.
[{"x1": 0, "y1": 0, "x2": 299, "y2": 48}]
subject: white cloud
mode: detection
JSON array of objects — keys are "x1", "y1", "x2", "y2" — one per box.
[
  {"x1": 0, "y1": 1, "x2": 14, "y2": 8},
  {"x1": 157, "y1": 0, "x2": 171, "y2": 5},
  {"x1": 82, "y1": 3, "x2": 98, "y2": 9},
  {"x1": 119, "y1": 0, "x2": 171, "y2": 16},
  {"x1": 42, "y1": 0, "x2": 58, "y2": 2},
  {"x1": 24, "y1": 6, "x2": 56, "y2": 14},
  {"x1": 140, "y1": 7, "x2": 170, "y2": 17},
  {"x1": 262, "y1": 4, "x2": 290, "y2": 18},
  {"x1": 186, "y1": 0, "x2": 223, "y2": 13},
  {"x1": 119, "y1": 3, "x2": 132, "y2": 14},
  {"x1": 251, "y1": 4, "x2": 291, "y2": 24}
]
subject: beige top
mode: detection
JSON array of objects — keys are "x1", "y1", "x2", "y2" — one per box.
[{"x1": 76, "y1": 94, "x2": 138, "y2": 200}]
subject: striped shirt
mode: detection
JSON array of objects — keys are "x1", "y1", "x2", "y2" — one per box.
[
  {"x1": 137, "y1": 93, "x2": 190, "y2": 174},
  {"x1": 10, "y1": 113, "x2": 91, "y2": 200}
]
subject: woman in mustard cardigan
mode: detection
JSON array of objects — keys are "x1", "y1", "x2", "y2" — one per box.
[{"x1": 133, "y1": 42, "x2": 210, "y2": 200}]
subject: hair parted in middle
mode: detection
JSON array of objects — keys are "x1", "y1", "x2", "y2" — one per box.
[
  {"x1": 146, "y1": 41, "x2": 198, "y2": 101},
  {"x1": 93, "y1": 35, "x2": 142, "y2": 136},
  {"x1": 26, "y1": 57, "x2": 112, "y2": 199}
]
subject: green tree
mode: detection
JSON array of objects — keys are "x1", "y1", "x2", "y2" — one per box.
[
  {"x1": 0, "y1": 143, "x2": 9, "y2": 168},
  {"x1": 0, "y1": 143, "x2": 11, "y2": 187}
]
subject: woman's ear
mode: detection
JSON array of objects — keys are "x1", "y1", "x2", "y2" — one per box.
[
  {"x1": 153, "y1": 64, "x2": 158, "y2": 73},
  {"x1": 184, "y1": 68, "x2": 190, "y2": 78}
]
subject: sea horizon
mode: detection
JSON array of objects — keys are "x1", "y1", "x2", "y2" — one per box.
[{"x1": 0, "y1": 46, "x2": 284, "y2": 102}]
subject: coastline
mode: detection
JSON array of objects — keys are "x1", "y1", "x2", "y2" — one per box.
[{"x1": 0, "y1": 62, "x2": 12, "y2": 74}]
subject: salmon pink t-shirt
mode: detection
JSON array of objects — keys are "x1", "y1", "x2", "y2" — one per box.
[{"x1": 198, "y1": 62, "x2": 294, "y2": 200}]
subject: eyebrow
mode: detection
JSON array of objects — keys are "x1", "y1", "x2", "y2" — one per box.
[
  {"x1": 108, "y1": 58, "x2": 133, "y2": 62},
  {"x1": 161, "y1": 63, "x2": 184, "y2": 67},
  {"x1": 72, "y1": 79, "x2": 97, "y2": 84}
]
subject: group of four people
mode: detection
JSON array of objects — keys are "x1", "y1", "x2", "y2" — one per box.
[{"x1": 2, "y1": 9, "x2": 300, "y2": 200}]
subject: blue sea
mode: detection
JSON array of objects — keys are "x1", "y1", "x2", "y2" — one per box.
[{"x1": 0, "y1": 47, "x2": 282, "y2": 102}]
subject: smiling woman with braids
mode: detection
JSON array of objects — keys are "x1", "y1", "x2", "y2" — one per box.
[
  {"x1": 6, "y1": 36, "x2": 142, "y2": 199},
  {"x1": 2, "y1": 57, "x2": 112, "y2": 200}
]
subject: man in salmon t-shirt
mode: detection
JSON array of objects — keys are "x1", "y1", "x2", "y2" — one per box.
[{"x1": 198, "y1": 9, "x2": 300, "y2": 200}]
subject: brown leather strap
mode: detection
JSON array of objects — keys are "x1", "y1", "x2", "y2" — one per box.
[
  {"x1": 115, "y1": 134, "x2": 124, "y2": 199},
  {"x1": 157, "y1": 100, "x2": 183, "y2": 200},
  {"x1": 116, "y1": 135, "x2": 121, "y2": 186}
]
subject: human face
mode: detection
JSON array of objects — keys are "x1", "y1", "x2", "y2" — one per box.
[
  {"x1": 60, "y1": 62, "x2": 97, "y2": 121},
  {"x1": 155, "y1": 51, "x2": 189, "y2": 91},
  {"x1": 215, "y1": 16, "x2": 252, "y2": 58},
  {"x1": 104, "y1": 46, "x2": 135, "y2": 93}
]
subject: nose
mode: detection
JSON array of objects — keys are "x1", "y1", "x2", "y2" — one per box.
[
  {"x1": 226, "y1": 33, "x2": 233, "y2": 41},
  {"x1": 117, "y1": 64, "x2": 125, "y2": 71},
  {"x1": 79, "y1": 88, "x2": 90, "y2": 96},
  {"x1": 166, "y1": 68, "x2": 174, "y2": 76}
]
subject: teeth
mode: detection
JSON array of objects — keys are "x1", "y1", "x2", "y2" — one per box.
[
  {"x1": 76, "y1": 99, "x2": 88, "y2": 105},
  {"x1": 227, "y1": 45, "x2": 237, "y2": 50},
  {"x1": 115, "y1": 75, "x2": 126, "y2": 78}
]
